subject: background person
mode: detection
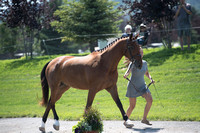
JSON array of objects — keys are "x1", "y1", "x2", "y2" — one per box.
[
  {"x1": 122, "y1": 24, "x2": 132, "y2": 37},
  {"x1": 123, "y1": 48, "x2": 154, "y2": 128},
  {"x1": 174, "y1": 0, "x2": 192, "y2": 50},
  {"x1": 137, "y1": 23, "x2": 150, "y2": 46}
]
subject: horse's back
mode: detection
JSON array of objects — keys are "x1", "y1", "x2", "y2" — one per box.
[
  {"x1": 46, "y1": 54, "x2": 105, "y2": 89},
  {"x1": 45, "y1": 56, "x2": 74, "y2": 82},
  {"x1": 60, "y1": 53, "x2": 104, "y2": 89}
]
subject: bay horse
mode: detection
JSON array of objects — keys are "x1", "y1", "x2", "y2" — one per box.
[{"x1": 39, "y1": 34, "x2": 142, "y2": 132}]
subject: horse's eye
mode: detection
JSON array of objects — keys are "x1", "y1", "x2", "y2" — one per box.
[{"x1": 129, "y1": 46, "x2": 134, "y2": 49}]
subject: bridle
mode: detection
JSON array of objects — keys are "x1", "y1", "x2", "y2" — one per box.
[{"x1": 125, "y1": 39, "x2": 141, "y2": 63}]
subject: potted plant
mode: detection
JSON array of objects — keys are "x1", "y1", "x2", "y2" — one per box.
[{"x1": 72, "y1": 107, "x2": 103, "y2": 133}]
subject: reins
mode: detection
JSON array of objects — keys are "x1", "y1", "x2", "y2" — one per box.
[
  {"x1": 126, "y1": 39, "x2": 135, "y2": 63},
  {"x1": 125, "y1": 39, "x2": 141, "y2": 64}
]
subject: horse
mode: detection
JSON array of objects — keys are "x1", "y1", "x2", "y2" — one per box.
[{"x1": 39, "y1": 34, "x2": 142, "y2": 132}]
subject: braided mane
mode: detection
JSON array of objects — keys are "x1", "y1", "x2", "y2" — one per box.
[{"x1": 94, "y1": 36, "x2": 128, "y2": 53}]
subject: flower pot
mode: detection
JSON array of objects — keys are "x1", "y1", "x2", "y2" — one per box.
[{"x1": 84, "y1": 131, "x2": 99, "y2": 133}]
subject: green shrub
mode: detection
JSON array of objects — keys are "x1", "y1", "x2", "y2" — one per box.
[{"x1": 72, "y1": 107, "x2": 103, "y2": 133}]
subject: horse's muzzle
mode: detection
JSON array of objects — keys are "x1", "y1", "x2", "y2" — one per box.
[{"x1": 134, "y1": 61, "x2": 142, "y2": 69}]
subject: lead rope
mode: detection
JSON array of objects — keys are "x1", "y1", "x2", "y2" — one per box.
[
  {"x1": 125, "y1": 77, "x2": 140, "y2": 93},
  {"x1": 147, "y1": 79, "x2": 164, "y2": 108},
  {"x1": 125, "y1": 77, "x2": 164, "y2": 108},
  {"x1": 151, "y1": 79, "x2": 164, "y2": 108}
]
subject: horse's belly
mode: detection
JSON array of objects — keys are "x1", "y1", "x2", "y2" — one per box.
[
  {"x1": 60, "y1": 56, "x2": 117, "y2": 90},
  {"x1": 67, "y1": 73, "x2": 116, "y2": 91},
  {"x1": 65, "y1": 79, "x2": 90, "y2": 90},
  {"x1": 61, "y1": 66, "x2": 93, "y2": 89},
  {"x1": 62, "y1": 69, "x2": 112, "y2": 90}
]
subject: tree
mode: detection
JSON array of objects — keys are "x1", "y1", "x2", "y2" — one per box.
[
  {"x1": 120, "y1": 0, "x2": 178, "y2": 48},
  {"x1": 0, "y1": 0, "x2": 55, "y2": 59},
  {"x1": 39, "y1": 0, "x2": 77, "y2": 55},
  {"x1": 190, "y1": 8, "x2": 200, "y2": 44},
  {"x1": 0, "y1": 23, "x2": 18, "y2": 58},
  {"x1": 51, "y1": 0, "x2": 122, "y2": 52}
]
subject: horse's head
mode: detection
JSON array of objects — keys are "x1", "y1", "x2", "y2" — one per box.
[{"x1": 124, "y1": 34, "x2": 142, "y2": 69}]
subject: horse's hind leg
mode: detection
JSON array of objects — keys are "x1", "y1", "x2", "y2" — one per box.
[
  {"x1": 39, "y1": 85, "x2": 70, "y2": 132},
  {"x1": 51, "y1": 103, "x2": 59, "y2": 130},
  {"x1": 51, "y1": 85, "x2": 70, "y2": 131},
  {"x1": 39, "y1": 98, "x2": 52, "y2": 132}
]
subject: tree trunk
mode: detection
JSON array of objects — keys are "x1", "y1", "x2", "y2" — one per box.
[
  {"x1": 167, "y1": 33, "x2": 172, "y2": 49},
  {"x1": 161, "y1": 18, "x2": 172, "y2": 49},
  {"x1": 22, "y1": 27, "x2": 28, "y2": 59},
  {"x1": 167, "y1": 21, "x2": 172, "y2": 49},
  {"x1": 30, "y1": 31, "x2": 34, "y2": 59},
  {"x1": 10, "y1": 29, "x2": 17, "y2": 58}
]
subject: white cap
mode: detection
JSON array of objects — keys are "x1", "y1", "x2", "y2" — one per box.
[
  {"x1": 140, "y1": 23, "x2": 147, "y2": 28},
  {"x1": 125, "y1": 25, "x2": 132, "y2": 31}
]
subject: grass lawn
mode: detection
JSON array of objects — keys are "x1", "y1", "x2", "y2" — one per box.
[{"x1": 0, "y1": 44, "x2": 200, "y2": 121}]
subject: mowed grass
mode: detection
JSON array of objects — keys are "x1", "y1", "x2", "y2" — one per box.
[{"x1": 0, "y1": 45, "x2": 200, "y2": 121}]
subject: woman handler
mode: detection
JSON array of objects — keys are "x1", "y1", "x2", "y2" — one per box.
[{"x1": 123, "y1": 48, "x2": 154, "y2": 128}]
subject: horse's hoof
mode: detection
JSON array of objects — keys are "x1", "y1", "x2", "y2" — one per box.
[
  {"x1": 53, "y1": 119, "x2": 60, "y2": 130},
  {"x1": 53, "y1": 124, "x2": 59, "y2": 130},
  {"x1": 39, "y1": 121, "x2": 45, "y2": 132},
  {"x1": 39, "y1": 126, "x2": 45, "y2": 132},
  {"x1": 124, "y1": 119, "x2": 134, "y2": 128}
]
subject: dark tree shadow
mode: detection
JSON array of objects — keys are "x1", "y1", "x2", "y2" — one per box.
[
  {"x1": 143, "y1": 44, "x2": 199, "y2": 66},
  {"x1": 4, "y1": 44, "x2": 199, "y2": 70},
  {"x1": 6, "y1": 53, "x2": 89, "y2": 70},
  {"x1": 5, "y1": 56, "x2": 50, "y2": 70}
]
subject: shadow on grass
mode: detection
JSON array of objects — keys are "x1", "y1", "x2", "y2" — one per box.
[
  {"x1": 143, "y1": 44, "x2": 199, "y2": 66},
  {"x1": 6, "y1": 56, "x2": 51, "y2": 70},
  {"x1": 5, "y1": 45, "x2": 199, "y2": 69},
  {"x1": 6, "y1": 53, "x2": 90, "y2": 70}
]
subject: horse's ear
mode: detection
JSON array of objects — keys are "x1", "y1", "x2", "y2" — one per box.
[
  {"x1": 134, "y1": 33, "x2": 139, "y2": 40},
  {"x1": 129, "y1": 33, "x2": 133, "y2": 41}
]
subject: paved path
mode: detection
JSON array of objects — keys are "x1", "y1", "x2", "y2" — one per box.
[{"x1": 0, "y1": 118, "x2": 200, "y2": 133}]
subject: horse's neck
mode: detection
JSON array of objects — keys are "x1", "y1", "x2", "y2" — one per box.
[{"x1": 101, "y1": 40, "x2": 126, "y2": 71}]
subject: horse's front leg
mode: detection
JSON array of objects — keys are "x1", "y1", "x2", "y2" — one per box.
[
  {"x1": 106, "y1": 85, "x2": 128, "y2": 121},
  {"x1": 85, "y1": 89, "x2": 97, "y2": 110}
]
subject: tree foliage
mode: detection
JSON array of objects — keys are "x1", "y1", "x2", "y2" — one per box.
[
  {"x1": 0, "y1": 23, "x2": 18, "y2": 58},
  {"x1": 0, "y1": 0, "x2": 55, "y2": 58},
  {"x1": 190, "y1": 8, "x2": 200, "y2": 44},
  {"x1": 51, "y1": 0, "x2": 122, "y2": 52},
  {"x1": 120, "y1": 0, "x2": 178, "y2": 48},
  {"x1": 0, "y1": 0, "x2": 55, "y2": 29}
]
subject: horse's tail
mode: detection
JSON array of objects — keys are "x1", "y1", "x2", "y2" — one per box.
[{"x1": 40, "y1": 61, "x2": 51, "y2": 107}]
